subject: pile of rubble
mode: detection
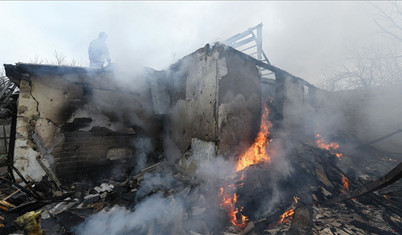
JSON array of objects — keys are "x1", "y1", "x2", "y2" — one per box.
[
  {"x1": 0, "y1": 158, "x2": 223, "y2": 234},
  {"x1": 0, "y1": 132, "x2": 400, "y2": 235},
  {"x1": 232, "y1": 139, "x2": 401, "y2": 235}
]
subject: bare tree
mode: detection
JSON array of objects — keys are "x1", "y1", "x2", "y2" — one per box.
[
  {"x1": 53, "y1": 50, "x2": 67, "y2": 65},
  {"x1": 322, "y1": 44, "x2": 402, "y2": 90},
  {"x1": 321, "y1": 2, "x2": 402, "y2": 91},
  {"x1": 30, "y1": 54, "x2": 49, "y2": 64},
  {"x1": 371, "y1": 1, "x2": 402, "y2": 42},
  {"x1": 68, "y1": 59, "x2": 82, "y2": 67},
  {"x1": 29, "y1": 50, "x2": 82, "y2": 67}
]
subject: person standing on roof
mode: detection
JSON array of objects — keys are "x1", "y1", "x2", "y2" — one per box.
[{"x1": 88, "y1": 32, "x2": 111, "y2": 68}]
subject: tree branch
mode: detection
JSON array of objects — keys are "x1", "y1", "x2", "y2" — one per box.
[{"x1": 374, "y1": 20, "x2": 402, "y2": 42}]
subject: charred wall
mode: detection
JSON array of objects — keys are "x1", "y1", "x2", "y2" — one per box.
[
  {"x1": 5, "y1": 63, "x2": 159, "y2": 184},
  {"x1": 167, "y1": 45, "x2": 219, "y2": 153},
  {"x1": 165, "y1": 44, "x2": 262, "y2": 158},
  {"x1": 273, "y1": 71, "x2": 320, "y2": 140},
  {"x1": 217, "y1": 47, "x2": 261, "y2": 156},
  {"x1": 4, "y1": 44, "x2": 329, "y2": 185}
]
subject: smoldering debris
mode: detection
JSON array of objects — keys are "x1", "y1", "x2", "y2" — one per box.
[
  {"x1": 74, "y1": 156, "x2": 233, "y2": 235},
  {"x1": 74, "y1": 193, "x2": 185, "y2": 235},
  {"x1": 0, "y1": 126, "x2": 401, "y2": 235}
]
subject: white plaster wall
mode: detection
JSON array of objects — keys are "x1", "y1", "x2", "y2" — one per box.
[{"x1": 170, "y1": 49, "x2": 220, "y2": 152}]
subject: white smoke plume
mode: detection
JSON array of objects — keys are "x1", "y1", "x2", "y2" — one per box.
[
  {"x1": 133, "y1": 137, "x2": 153, "y2": 173},
  {"x1": 74, "y1": 193, "x2": 184, "y2": 235},
  {"x1": 75, "y1": 152, "x2": 236, "y2": 234}
]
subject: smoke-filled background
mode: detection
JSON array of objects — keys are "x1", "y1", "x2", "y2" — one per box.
[{"x1": 0, "y1": 1, "x2": 400, "y2": 88}]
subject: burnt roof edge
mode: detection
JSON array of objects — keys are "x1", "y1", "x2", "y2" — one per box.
[
  {"x1": 4, "y1": 63, "x2": 110, "y2": 84},
  {"x1": 214, "y1": 42, "x2": 318, "y2": 90},
  {"x1": 167, "y1": 43, "x2": 319, "y2": 90}
]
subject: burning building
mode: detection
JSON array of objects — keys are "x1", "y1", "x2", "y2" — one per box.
[{"x1": 0, "y1": 43, "x2": 401, "y2": 234}]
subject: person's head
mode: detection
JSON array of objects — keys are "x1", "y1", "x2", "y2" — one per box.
[{"x1": 98, "y1": 32, "x2": 108, "y2": 41}]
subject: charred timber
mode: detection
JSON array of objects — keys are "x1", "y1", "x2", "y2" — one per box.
[
  {"x1": 0, "y1": 177, "x2": 42, "y2": 200},
  {"x1": 220, "y1": 43, "x2": 318, "y2": 89}
]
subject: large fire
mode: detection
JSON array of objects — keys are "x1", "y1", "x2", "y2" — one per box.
[
  {"x1": 315, "y1": 133, "x2": 343, "y2": 158},
  {"x1": 236, "y1": 105, "x2": 272, "y2": 171},
  {"x1": 220, "y1": 103, "x2": 272, "y2": 228}
]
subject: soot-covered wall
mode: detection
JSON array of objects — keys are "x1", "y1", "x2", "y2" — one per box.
[
  {"x1": 165, "y1": 44, "x2": 262, "y2": 158},
  {"x1": 5, "y1": 63, "x2": 158, "y2": 184}
]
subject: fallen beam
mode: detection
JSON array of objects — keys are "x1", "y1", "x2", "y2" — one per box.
[
  {"x1": 322, "y1": 162, "x2": 402, "y2": 205},
  {"x1": 357, "y1": 129, "x2": 402, "y2": 149}
]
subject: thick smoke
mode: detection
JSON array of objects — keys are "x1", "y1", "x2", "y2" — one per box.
[
  {"x1": 195, "y1": 155, "x2": 236, "y2": 181},
  {"x1": 75, "y1": 153, "x2": 236, "y2": 234},
  {"x1": 72, "y1": 47, "x2": 401, "y2": 234},
  {"x1": 74, "y1": 193, "x2": 184, "y2": 235},
  {"x1": 135, "y1": 170, "x2": 175, "y2": 201},
  {"x1": 71, "y1": 3, "x2": 402, "y2": 229}
]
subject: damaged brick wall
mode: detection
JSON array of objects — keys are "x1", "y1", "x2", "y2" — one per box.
[{"x1": 5, "y1": 64, "x2": 159, "y2": 184}]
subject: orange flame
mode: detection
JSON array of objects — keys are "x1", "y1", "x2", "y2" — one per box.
[
  {"x1": 315, "y1": 133, "x2": 343, "y2": 158},
  {"x1": 236, "y1": 105, "x2": 272, "y2": 172},
  {"x1": 220, "y1": 103, "x2": 273, "y2": 229},
  {"x1": 278, "y1": 208, "x2": 294, "y2": 223},
  {"x1": 340, "y1": 173, "x2": 349, "y2": 192},
  {"x1": 219, "y1": 186, "x2": 248, "y2": 228}
]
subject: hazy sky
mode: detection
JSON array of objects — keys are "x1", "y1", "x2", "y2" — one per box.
[{"x1": 0, "y1": 1, "x2": 398, "y2": 86}]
